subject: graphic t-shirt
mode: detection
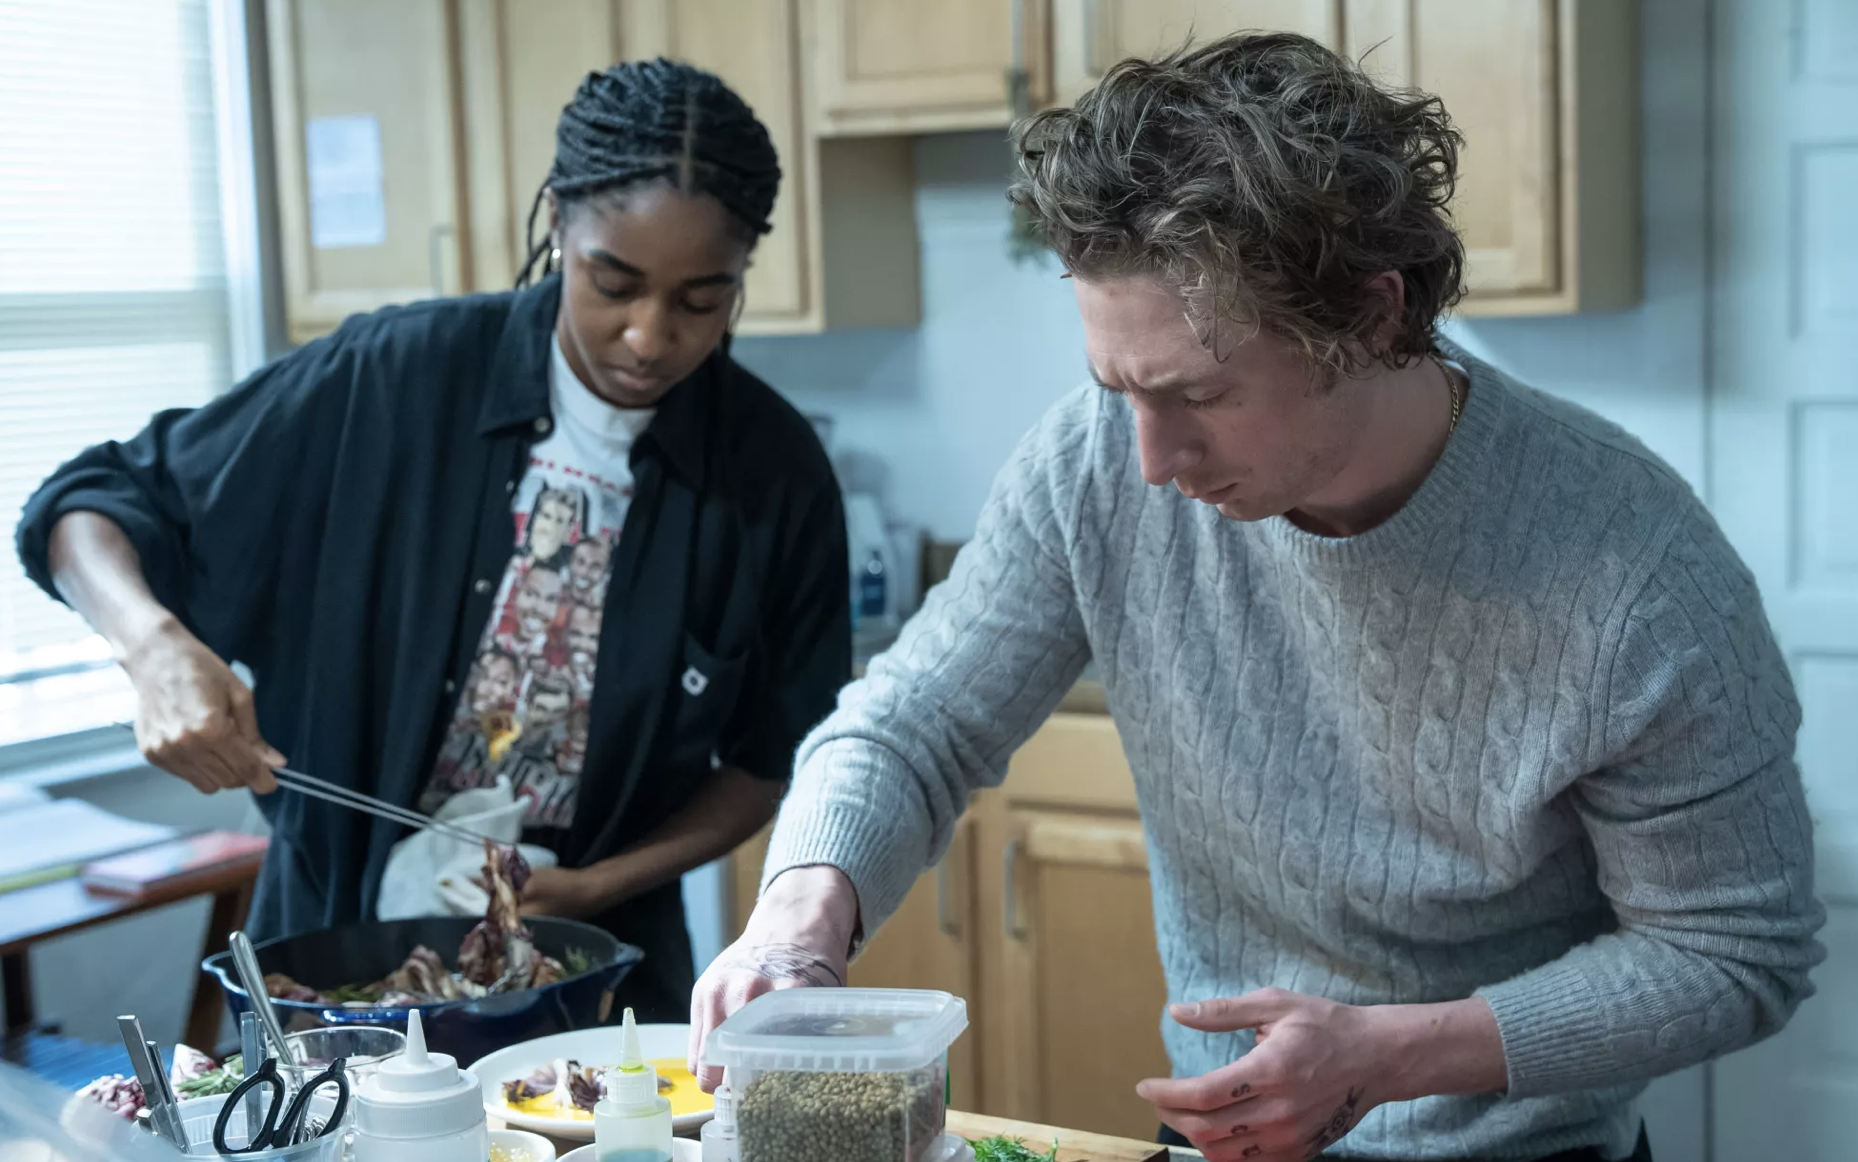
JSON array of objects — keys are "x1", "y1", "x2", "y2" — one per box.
[{"x1": 421, "y1": 337, "x2": 653, "y2": 829}]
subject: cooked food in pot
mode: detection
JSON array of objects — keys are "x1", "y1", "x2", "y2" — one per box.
[{"x1": 264, "y1": 841, "x2": 568, "y2": 1005}]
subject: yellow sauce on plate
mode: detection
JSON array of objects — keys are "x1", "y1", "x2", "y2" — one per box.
[{"x1": 502, "y1": 1058, "x2": 710, "y2": 1120}]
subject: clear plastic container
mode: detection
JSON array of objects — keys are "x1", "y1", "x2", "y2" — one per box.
[
  {"x1": 283, "y1": 1026, "x2": 406, "y2": 1089},
  {"x1": 173, "y1": 1092, "x2": 348, "y2": 1160},
  {"x1": 702, "y1": 989, "x2": 967, "y2": 1162}
]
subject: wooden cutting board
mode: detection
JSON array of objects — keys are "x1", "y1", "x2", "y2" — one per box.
[{"x1": 945, "y1": 1110, "x2": 1182, "y2": 1162}]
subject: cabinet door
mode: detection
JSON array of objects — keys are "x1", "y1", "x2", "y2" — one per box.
[
  {"x1": 808, "y1": 0, "x2": 1051, "y2": 134},
  {"x1": 986, "y1": 808, "x2": 1171, "y2": 1140},
  {"x1": 625, "y1": 0, "x2": 812, "y2": 323},
  {"x1": 1053, "y1": 0, "x2": 1342, "y2": 104},
  {"x1": 845, "y1": 814, "x2": 980, "y2": 1108},
  {"x1": 459, "y1": 1, "x2": 812, "y2": 325},
  {"x1": 457, "y1": 0, "x2": 626, "y2": 292},
  {"x1": 1345, "y1": 0, "x2": 1560, "y2": 297},
  {"x1": 267, "y1": 0, "x2": 469, "y2": 343}
]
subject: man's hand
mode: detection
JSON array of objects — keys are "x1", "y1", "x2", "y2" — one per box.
[
  {"x1": 518, "y1": 864, "x2": 611, "y2": 919},
  {"x1": 1138, "y1": 989, "x2": 1507, "y2": 1161},
  {"x1": 123, "y1": 617, "x2": 284, "y2": 795},
  {"x1": 687, "y1": 864, "x2": 860, "y2": 1093},
  {"x1": 1139, "y1": 989, "x2": 1383, "y2": 1161}
]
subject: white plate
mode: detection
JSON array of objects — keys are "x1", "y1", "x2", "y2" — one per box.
[
  {"x1": 470, "y1": 1023, "x2": 711, "y2": 1140},
  {"x1": 558, "y1": 1141, "x2": 700, "y2": 1162}
]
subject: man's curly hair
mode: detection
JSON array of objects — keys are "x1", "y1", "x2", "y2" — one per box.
[{"x1": 1010, "y1": 31, "x2": 1466, "y2": 378}]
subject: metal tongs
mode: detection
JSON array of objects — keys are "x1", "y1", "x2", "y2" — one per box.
[
  {"x1": 113, "y1": 722, "x2": 502, "y2": 848},
  {"x1": 264, "y1": 763, "x2": 502, "y2": 848}
]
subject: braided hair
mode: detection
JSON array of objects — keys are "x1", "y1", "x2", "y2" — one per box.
[{"x1": 517, "y1": 58, "x2": 782, "y2": 288}]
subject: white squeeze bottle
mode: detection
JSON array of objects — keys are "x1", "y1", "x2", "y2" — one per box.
[
  {"x1": 595, "y1": 1007, "x2": 674, "y2": 1161},
  {"x1": 350, "y1": 1007, "x2": 489, "y2": 1162},
  {"x1": 698, "y1": 1072, "x2": 737, "y2": 1162}
]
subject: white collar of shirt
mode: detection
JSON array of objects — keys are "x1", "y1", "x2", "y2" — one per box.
[{"x1": 549, "y1": 335, "x2": 656, "y2": 445}]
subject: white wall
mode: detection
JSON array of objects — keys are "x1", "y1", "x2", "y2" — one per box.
[
  {"x1": 736, "y1": 1, "x2": 1711, "y2": 1155},
  {"x1": 733, "y1": 138, "x2": 1086, "y2": 540}
]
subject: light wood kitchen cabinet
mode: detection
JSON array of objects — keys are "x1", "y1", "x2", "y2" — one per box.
[
  {"x1": 269, "y1": 0, "x2": 916, "y2": 343},
  {"x1": 1051, "y1": 0, "x2": 1341, "y2": 104},
  {"x1": 976, "y1": 714, "x2": 1170, "y2": 1140},
  {"x1": 1344, "y1": 0, "x2": 1639, "y2": 313},
  {"x1": 454, "y1": 0, "x2": 628, "y2": 294},
  {"x1": 805, "y1": 0, "x2": 1051, "y2": 135},
  {"x1": 1044, "y1": 0, "x2": 1638, "y2": 314},
  {"x1": 266, "y1": 0, "x2": 470, "y2": 344}
]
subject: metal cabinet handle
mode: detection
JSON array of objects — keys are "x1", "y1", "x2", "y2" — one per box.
[
  {"x1": 1083, "y1": 0, "x2": 1102, "y2": 77},
  {"x1": 1005, "y1": 0, "x2": 1032, "y2": 109},
  {"x1": 1003, "y1": 839, "x2": 1026, "y2": 939},
  {"x1": 936, "y1": 857, "x2": 958, "y2": 936},
  {"x1": 1011, "y1": 0, "x2": 1025, "y2": 73},
  {"x1": 428, "y1": 223, "x2": 453, "y2": 294}
]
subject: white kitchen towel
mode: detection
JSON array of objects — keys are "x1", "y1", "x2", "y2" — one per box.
[{"x1": 375, "y1": 778, "x2": 556, "y2": 919}]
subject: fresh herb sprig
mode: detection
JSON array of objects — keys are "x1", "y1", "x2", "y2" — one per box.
[{"x1": 970, "y1": 1136, "x2": 1061, "y2": 1162}]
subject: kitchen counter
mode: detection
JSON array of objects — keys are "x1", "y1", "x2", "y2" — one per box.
[
  {"x1": 498, "y1": 1111, "x2": 1200, "y2": 1160},
  {"x1": 946, "y1": 1110, "x2": 1199, "y2": 1161}
]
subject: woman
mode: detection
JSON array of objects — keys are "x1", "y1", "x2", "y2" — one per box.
[{"x1": 14, "y1": 60, "x2": 850, "y2": 1021}]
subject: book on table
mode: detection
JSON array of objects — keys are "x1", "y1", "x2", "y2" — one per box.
[
  {"x1": 0, "y1": 798, "x2": 177, "y2": 893},
  {"x1": 78, "y1": 830, "x2": 269, "y2": 896}
]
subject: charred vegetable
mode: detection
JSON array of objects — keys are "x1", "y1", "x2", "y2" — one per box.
[{"x1": 264, "y1": 840, "x2": 567, "y2": 1006}]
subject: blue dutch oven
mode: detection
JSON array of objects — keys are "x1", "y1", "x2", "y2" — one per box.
[{"x1": 203, "y1": 915, "x2": 641, "y2": 1067}]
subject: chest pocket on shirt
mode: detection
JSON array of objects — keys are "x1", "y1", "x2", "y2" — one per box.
[{"x1": 669, "y1": 631, "x2": 748, "y2": 770}]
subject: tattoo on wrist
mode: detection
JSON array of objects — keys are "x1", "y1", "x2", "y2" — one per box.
[
  {"x1": 726, "y1": 942, "x2": 844, "y2": 987},
  {"x1": 1306, "y1": 1086, "x2": 1364, "y2": 1156}
]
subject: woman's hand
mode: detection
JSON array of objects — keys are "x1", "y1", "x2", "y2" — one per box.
[
  {"x1": 518, "y1": 864, "x2": 612, "y2": 919},
  {"x1": 122, "y1": 617, "x2": 283, "y2": 795},
  {"x1": 687, "y1": 864, "x2": 859, "y2": 1092}
]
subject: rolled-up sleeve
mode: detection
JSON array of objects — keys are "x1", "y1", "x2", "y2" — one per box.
[{"x1": 15, "y1": 331, "x2": 358, "y2": 660}]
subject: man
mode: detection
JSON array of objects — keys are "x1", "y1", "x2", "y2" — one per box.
[
  {"x1": 567, "y1": 536, "x2": 613, "y2": 607},
  {"x1": 566, "y1": 603, "x2": 602, "y2": 697},
  {"x1": 522, "y1": 482, "x2": 585, "y2": 570},
  {"x1": 503, "y1": 561, "x2": 569, "y2": 658},
  {"x1": 693, "y1": 33, "x2": 1824, "y2": 1162}
]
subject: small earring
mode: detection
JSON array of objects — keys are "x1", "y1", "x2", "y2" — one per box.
[{"x1": 549, "y1": 246, "x2": 561, "y2": 269}]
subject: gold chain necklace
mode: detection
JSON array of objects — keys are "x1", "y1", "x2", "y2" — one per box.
[{"x1": 1445, "y1": 362, "x2": 1464, "y2": 433}]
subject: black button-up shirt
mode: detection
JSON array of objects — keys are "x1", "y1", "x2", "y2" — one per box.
[{"x1": 16, "y1": 276, "x2": 850, "y2": 1013}]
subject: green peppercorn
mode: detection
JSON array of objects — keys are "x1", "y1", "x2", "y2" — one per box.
[{"x1": 737, "y1": 1068, "x2": 946, "y2": 1162}]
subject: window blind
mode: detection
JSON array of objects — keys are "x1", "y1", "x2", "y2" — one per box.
[{"x1": 0, "y1": 0, "x2": 233, "y2": 748}]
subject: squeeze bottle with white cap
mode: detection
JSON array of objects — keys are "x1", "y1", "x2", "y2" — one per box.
[
  {"x1": 350, "y1": 1008, "x2": 489, "y2": 1162},
  {"x1": 698, "y1": 1070, "x2": 737, "y2": 1162},
  {"x1": 594, "y1": 1007, "x2": 673, "y2": 1161}
]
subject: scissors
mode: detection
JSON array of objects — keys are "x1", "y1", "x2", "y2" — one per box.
[{"x1": 213, "y1": 1055, "x2": 350, "y2": 1153}]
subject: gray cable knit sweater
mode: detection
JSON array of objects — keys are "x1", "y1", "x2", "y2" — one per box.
[{"x1": 762, "y1": 347, "x2": 1825, "y2": 1160}]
